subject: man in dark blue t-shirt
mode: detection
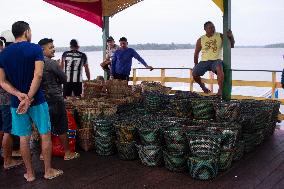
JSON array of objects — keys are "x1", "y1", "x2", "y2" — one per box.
[
  {"x1": 111, "y1": 37, "x2": 153, "y2": 81},
  {"x1": 0, "y1": 21, "x2": 63, "y2": 182}
]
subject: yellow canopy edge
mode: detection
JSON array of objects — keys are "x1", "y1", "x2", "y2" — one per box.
[{"x1": 212, "y1": 0, "x2": 224, "y2": 13}]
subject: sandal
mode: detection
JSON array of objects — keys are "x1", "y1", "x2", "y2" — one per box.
[
  {"x1": 44, "y1": 169, "x2": 64, "y2": 180},
  {"x1": 4, "y1": 160, "x2": 23, "y2": 170},
  {"x1": 64, "y1": 152, "x2": 80, "y2": 161}
]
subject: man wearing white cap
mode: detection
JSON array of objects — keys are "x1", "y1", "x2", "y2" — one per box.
[{"x1": 0, "y1": 30, "x2": 23, "y2": 169}]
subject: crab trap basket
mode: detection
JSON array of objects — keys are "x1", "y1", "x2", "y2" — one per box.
[
  {"x1": 187, "y1": 156, "x2": 218, "y2": 180},
  {"x1": 191, "y1": 99, "x2": 215, "y2": 120},
  {"x1": 186, "y1": 132, "x2": 222, "y2": 159},
  {"x1": 93, "y1": 118, "x2": 115, "y2": 138},
  {"x1": 143, "y1": 92, "x2": 165, "y2": 113},
  {"x1": 116, "y1": 141, "x2": 138, "y2": 160},
  {"x1": 163, "y1": 150, "x2": 188, "y2": 172},
  {"x1": 138, "y1": 127, "x2": 161, "y2": 146},
  {"x1": 137, "y1": 145, "x2": 163, "y2": 167},
  {"x1": 114, "y1": 121, "x2": 137, "y2": 143},
  {"x1": 218, "y1": 149, "x2": 235, "y2": 171},
  {"x1": 214, "y1": 100, "x2": 241, "y2": 122},
  {"x1": 233, "y1": 140, "x2": 245, "y2": 161},
  {"x1": 170, "y1": 98, "x2": 192, "y2": 118},
  {"x1": 77, "y1": 128, "x2": 94, "y2": 152},
  {"x1": 163, "y1": 127, "x2": 188, "y2": 152},
  {"x1": 95, "y1": 136, "x2": 116, "y2": 156}
]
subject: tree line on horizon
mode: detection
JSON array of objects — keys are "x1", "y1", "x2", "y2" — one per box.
[{"x1": 55, "y1": 42, "x2": 284, "y2": 52}]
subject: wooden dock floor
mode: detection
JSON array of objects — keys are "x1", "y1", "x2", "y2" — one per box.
[{"x1": 1, "y1": 128, "x2": 284, "y2": 189}]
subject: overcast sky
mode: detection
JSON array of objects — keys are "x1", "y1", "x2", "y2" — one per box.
[{"x1": 1, "y1": 0, "x2": 284, "y2": 47}]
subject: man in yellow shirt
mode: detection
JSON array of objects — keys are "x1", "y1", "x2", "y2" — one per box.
[{"x1": 193, "y1": 21, "x2": 235, "y2": 96}]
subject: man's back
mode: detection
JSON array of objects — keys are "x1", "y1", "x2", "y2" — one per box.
[
  {"x1": 0, "y1": 41, "x2": 45, "y2": 107},
  {"x1": 62, "y1": 50, "x2": 87, "y2": 83}
]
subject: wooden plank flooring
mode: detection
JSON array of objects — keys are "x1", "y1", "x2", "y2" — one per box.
[{"x1": 1, "y1": 128, "x2": 284, "y2": 189}]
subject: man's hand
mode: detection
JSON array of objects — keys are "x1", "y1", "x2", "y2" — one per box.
[
  {"x1": 226, "y1": 29, "x2": 234, "y2": 38},
  {"x1": 146, "y1": 66, "x2": 154, "y2": 71},
  {"x1": 16, "y1": 92, "x2": 29, "y2": 102},
  {"x1": 16, "y1": 98, "x2": 32, "y2": 114}
]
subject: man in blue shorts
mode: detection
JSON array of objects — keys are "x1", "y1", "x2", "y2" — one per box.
[
  {"x1": 0, "y1": 21, "x2": 63, "y2": 182},
  {"x1": 193, "y1": 21, "x2": 235, "y2": 96}
]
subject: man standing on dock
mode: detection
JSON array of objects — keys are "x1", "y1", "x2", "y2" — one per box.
[
  {"x1": 39, "y1": 38, "x2": 80, "y2": 161},
  {"x1": 0, "y1": 21, "x2": 63, "y2": 182},
  {"x1": 193, "y1": 21, "x2": 235, "y2": 96},
  {"x1": 61, "y1": 39, "x2": 90, "y2": 97},
  {"x1": 111, "y1": 37, "x2": 153, "y2": 81}
]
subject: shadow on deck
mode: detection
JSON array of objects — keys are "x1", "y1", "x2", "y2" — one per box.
[{"x1": 1, "y1": 129, "x2": 284, "y2": 189}]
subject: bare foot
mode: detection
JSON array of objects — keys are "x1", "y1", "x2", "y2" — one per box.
[
  {"x1": 24, "y1": 173, "x2": 36, "y2": 182},
  {"x1": 4, "y1": 159, "x2": 23, "y2": 170},
  {"x1": 44, "y1": 168, "x2": 63, "y2": 180}
]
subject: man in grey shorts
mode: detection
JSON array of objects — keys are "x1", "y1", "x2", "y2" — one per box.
[{"x1": 193, "y1": 21, "x2": 235, "y2": 96}]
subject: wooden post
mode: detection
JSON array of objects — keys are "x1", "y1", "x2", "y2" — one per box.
[
  {"x1": 222, "y1": 0, "x2": 232, "y2": 100},
  {"x1": 102, "y1": 16, "x2": 109, "y2": 80},
  {"x1": 161, "y1": 69, "x2": 166, "y2": 86},
  {"x1": 133, "y1": 69, "x2": 137, "y2": 85},
  {"x1": 272, "y1": 72, "x2": 276, "y2": 99},
  {"x1": 189, "y1": 69, "x2": 194, "y2": 92}
]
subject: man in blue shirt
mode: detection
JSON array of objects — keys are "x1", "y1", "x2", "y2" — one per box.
[
  {"x1": 111, "y1": 37, "x2": 153, "y2": 81},
  {"x1": 0, "y1": 21, "x2": 62, "y2": 182}
]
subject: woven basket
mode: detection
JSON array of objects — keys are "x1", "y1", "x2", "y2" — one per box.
[
  {"x1": 188, "y1": 156, "x2": 218, "y2": 180},
  {"x1": 233, "y1": 140, "x2": 245, "y2": 161},
  {"x1": 214, "y1": 101, "x2": 241, "y2": 122},
  {"x1": 163, "y1": 127, "x2": 188, "y2": 152},
  {"x1": 138, "y1": 127, "x2": 161, "y2": 146},
  {"x1": 115, "y1": 122, "x2": 137, "y2": 143},
  {"x1": 116, "y1": 142, "x2": 138, "y2": 160},
  {"x1": 163, "y1": 150, "x2": 188, "y2": 172},
  {"x1": 191, "y1": 99, "x2": 215, "y2": 120},
  {"x1": 218, "y1": 149, "x2": 235, "y2": 171},
  {"x1": 186, "y1": 132, "x2": 222, "y2": 158},
  {"x1": 95, "y1": 136, "x2": 116, "y2": 156},
  {"x1": 137, "y1": 145, "x2": 163, "y2": 167}
]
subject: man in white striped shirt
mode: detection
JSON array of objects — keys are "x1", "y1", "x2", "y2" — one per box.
[{"x1": 61, "y1": 39, "x2": 90, "y2": 97}]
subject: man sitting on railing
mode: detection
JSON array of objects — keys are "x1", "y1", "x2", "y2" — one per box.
[
  {"x1": 193, "y1": 21, "x2": 235, "y2": 96},
  {"x1": 110, "y1": 37, "x2": 153, "y2": 81}
]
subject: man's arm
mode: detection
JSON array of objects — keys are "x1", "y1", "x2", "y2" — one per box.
[
  {"x1": 84, "y1": 64, "x2": 91, "y2": 81},
  {"x1": 133, "y1": 50, "x2": 153, "y2": 70},
  {"x1": 51, "y1": 61, "x2": 67, "y2": 84},
  {"x1": 27, "y1": 61, "x2": 44, "y2": 100},
  {"x1": 221, "y1": 30, "x2": 235, "y2": 48},
  {"x1": 194, "y1": 38, "x2": 202, "y2": 65},
  {"x1": 0, "y1": 68, "x2": 27, "y2": 101}
]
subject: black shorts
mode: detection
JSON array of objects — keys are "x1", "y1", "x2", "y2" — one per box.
[
  {"x1": 48, "y1": 100, "x2": 68, "y2": 135},
  {"x1": 0, "y1": 105, "x2": 12, "y2": 133},
  {"x1": 113, "y1": 73, "x2": 129, "y2": 81},
  {"x1": 63, "y1": 82, "x2": 82, "y2": 97}
]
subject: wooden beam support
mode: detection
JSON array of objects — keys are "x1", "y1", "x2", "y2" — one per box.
[
  {"x1": 222, "y1": 0, "x2": 232, "y2": 100},
  {"x1": 102, "y1": 16, "x2": 109, "y2": 80}
]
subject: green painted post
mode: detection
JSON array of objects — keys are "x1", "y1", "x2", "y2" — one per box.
[
  {"x1": 102, "y1": 16, "x2": 109, "y2": 80},
  {"x1": 222, "y1": 0, "x2": 232, "y2": 100}
]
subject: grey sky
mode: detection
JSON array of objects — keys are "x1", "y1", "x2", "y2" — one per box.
[{"x1": 1, "y1": 0, "x2": 284, "y2": 46}]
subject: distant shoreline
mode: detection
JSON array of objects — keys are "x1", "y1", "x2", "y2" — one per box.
[{"x1": 56, "y1": 43, "x2": 284, "y2": 52}]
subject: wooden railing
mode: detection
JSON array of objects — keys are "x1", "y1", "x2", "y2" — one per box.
[{"x1": 131, "y1": 68, "x2": 284, "y2": 120}]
